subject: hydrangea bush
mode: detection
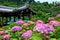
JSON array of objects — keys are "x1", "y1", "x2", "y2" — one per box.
[{"x1": 0, "y1": 14, "x2": 60, "y2": 40}]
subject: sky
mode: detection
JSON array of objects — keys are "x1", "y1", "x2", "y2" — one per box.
[{"x1": 35, "y1": 0, "x2": 60, "y2": 3}]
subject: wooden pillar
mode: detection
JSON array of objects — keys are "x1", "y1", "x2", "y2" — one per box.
[
  {"x1": 14, "y1": 16, "x2": 16, "y2": 22},
  {"x1": 1, "y1": 16, "x2": 4, "y2": 27},
  {"x1": 6, "y1": 17, "x2": 8, "y2": 25},
  {"x1": 28, "y1": 12, "x2": 32, "y2": 20}
]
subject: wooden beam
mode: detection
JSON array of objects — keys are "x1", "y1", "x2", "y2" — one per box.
[{"x1": 1, "y1": 16, "x2": 4, "y2": 27}]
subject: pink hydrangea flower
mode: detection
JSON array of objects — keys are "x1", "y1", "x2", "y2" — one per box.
[
  {"x1": 1, "y1": 34, "x2": 11, "y2": 39},
  {"x1": 0, "y1": 31, "x2": 4, "y2": 35},
  {"x1": 33, "y1": 24, "x2": 55, "y2": 34},
  {"x1": 22, "y1": 30, "x2": 32, "y2": 38},
  {"x1": 16, "y1": 20, "x2": 24, "y2": 24},
  {"x1": 23, "y1": 23, "x2": 30, "y2": 27},
  {"x1": 4, "y1": 30, "x2": 9, "y2": 34},
  {"x1": 28, "y1": 20, "x2": 35, "y2": 24},
  {"x1": 12, "y1": 26, "x2": 22, "y2": 32},
  {"x1": 49, "y1": 20, "x2": 60, "y2": 26},
  {"x1": 36, "y1": 20, "x2": 44, "y2": 25},
  {"x1": 48, "y1": 17, "x2": 55, "y2": 21},
  {"x1": 54, "y1": 22, "x2": 60, "y2": 26},
  {"x1": 33, "y1": 24, "x2": 43, "y2": 31},
  {"x1": 56, "y1": 14, "x2": 60, "y2": 17}
]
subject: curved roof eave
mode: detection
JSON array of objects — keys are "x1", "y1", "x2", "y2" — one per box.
[{"x1": 0, "y1": 4, "x2": 37, "y2": 14}]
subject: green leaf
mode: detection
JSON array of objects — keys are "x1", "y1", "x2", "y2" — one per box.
[
  {"x1": 28, "y1": 32, "x2": 43, "y2": 40},
  {"x1": 49, "y1": 38, "x2": 57, "y2": 40},
  {"x1": 28, "y1": 36, "x2": 42, "y2": 40},
  {"x1": 10, "y1": 38, "x2": 18, "y2": 40}
]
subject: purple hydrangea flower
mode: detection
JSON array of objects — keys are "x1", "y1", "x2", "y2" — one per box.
[
  {"x1": 1, "y1": 34, "x2": 11, "y2": 39},
  {"x1": 48, "y1": 17, "x2": 55, "y2": 21},
  {"x1": 49, "y1": 20, "x2": 60, "y2": 26},
  {"x1": 36, "y1": 20, "x2": 44, "y2": 25},
  {"x1": 56, "y1": 14, "x2": 60, "y2": 17},
  {"x1": 33, "y1": 23, "x2": 55, "y2": 34},
  {"x1": 22, "y1": 30, "x2": 32, "y2": 38},
  {"x1": 33, "y1": 24, "x2": 43, "y2": 31},
  {"x1": 16, "y1": 20, "x2": 24, "y2": 24},
  {"x1": 12, "y1": 26, "x2": 22, "y2": 32}
]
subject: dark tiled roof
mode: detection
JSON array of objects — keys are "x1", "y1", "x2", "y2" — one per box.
[{"x1": 0, "y1": 4, "x2": 37, "y2": 13}]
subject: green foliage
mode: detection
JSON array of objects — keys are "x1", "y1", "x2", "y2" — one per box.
[
  {"x1": 29, "y1": 24, "x2": 35, "y2": 30},
  {"x1": 49, "y1": 27, "x2": 60, "y2": 39},
  {"x1": 28, "y1": 32, "x2": 43, "y2": 40},
  {"x1": 1, "y1": 22, "x2": 16, "y2": 30},
  {"x1": 49, "y1": 32, "x2": 56, "y2": 38},
  {"x1": 55, "y1": 17, "x2": 60, "y2": 21},
  {"x1": 54, "y1": 27, "x2": 60, "y2": 38},
  {"x1": 49, "y1": 38, "x2": 57, "y2": 40}
]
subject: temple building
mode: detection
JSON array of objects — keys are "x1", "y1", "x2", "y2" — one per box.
[{"x1": 0, "y1": 4, "x2": 36, "y2": 27}]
